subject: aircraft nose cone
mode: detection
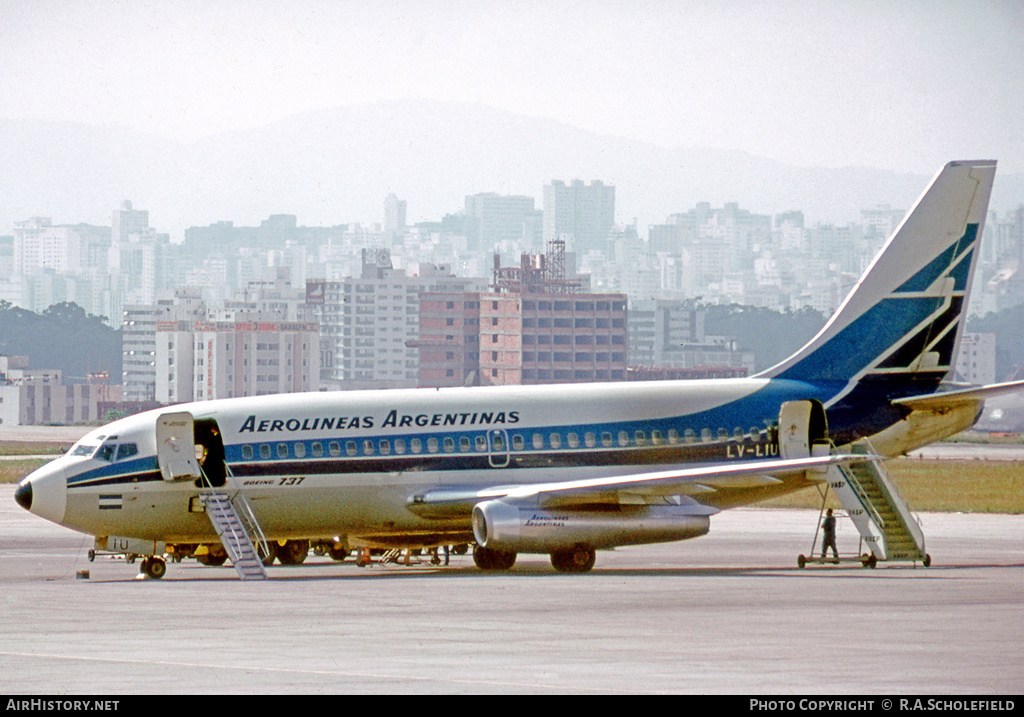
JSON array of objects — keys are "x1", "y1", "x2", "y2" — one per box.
[{"x1": 14, "y1": 479, "x2": 33, "y2": 511}]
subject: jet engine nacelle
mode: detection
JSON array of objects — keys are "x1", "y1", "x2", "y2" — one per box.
[{"x1": 472, "y1": 499, "x2": 711, "y2": 554}]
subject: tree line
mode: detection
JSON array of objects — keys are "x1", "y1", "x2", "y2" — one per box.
[{"x1": 0, "y1": 301, "x2": 122, "y2": 381}]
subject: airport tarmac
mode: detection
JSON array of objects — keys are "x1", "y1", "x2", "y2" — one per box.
[{"x1": 1, "y1": 483, "x2": 1022, "y2": 695}]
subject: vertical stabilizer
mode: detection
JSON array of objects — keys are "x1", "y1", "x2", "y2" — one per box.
[{"x1": 758, "y1": 160, "x2": 996, "y2": 389}]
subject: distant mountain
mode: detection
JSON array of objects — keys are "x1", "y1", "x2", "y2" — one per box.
[{"x1": 2, "y1": 99, "x2": 1022, "y2": 241}]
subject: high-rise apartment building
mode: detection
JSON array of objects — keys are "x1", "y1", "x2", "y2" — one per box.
[
  {"x1": 156, "y1": 317, "x2": 319, "y2": 402},
  {"x1": 309, "y1": 249, "x2": 484, "y2": 390},
  {"x1": 543, "y1": 180, "x2": 615, "y2": 254},
  {"x1": 123, "y1": 287, "x2": 207, "y2": 403},
  {"x1": 418, "y1": 243, "x2": 628, "y2": 387},
  {"x1": 384, "y1": 193, "x2": 407, "y2": 237},
  {"x1": 464, "y1": 192, "x2": 543, "y2": 252}
]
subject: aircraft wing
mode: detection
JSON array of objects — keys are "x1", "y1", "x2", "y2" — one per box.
[
  {"x1": 892, "y1": 379, "x2": 1024, "y2": 411},
  {"x1": 407, "y1": 453, "x2": 867, "y2": 517}
]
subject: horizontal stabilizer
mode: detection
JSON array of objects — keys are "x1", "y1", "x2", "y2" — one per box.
[{"x1": 893, "y1": 379, "x2": 1024, "y2": 411}]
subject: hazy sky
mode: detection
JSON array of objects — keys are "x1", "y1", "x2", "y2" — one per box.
[{"x1": 2, "y1": 0, "x2": 1023, "y2": 174}]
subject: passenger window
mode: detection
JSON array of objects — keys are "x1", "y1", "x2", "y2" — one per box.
[
  {"x1": 311, "y1": 442, "x2": 324, "y2": 457},
  {"x1": 475, "y1": 435, "x2": 488, "y2": 452},
  {"x1": 668, "y1": 429, "x2": 679, "y2": 444},
  {"x1": 584, "y1": 432, "x2": 596, "y2": 448},
  {"x1": 294, "y1": 443, "x2": 306, "y2": 458},
  {"x1": 277, "y1": 444, "x2": 289, "y2": 459},
  {"x1": 443, "y1": 437, "x2": 455, "y2": 452},
  {"x1": 329, "y1": 441, "x2": 341, "y2": 457},
  {"x1": 491, "y1": 432, "x2": 506, "y2": 452},
  {"x1": 427, "y1": 437, "x2": 439, "y2": 453},
  {"x1": 651, "y1": 430, "x2": 663, "y2": 445},
  {"x1": 749, "y1": 428, "x2": 761, "y2": 443},
  {"x1": 394, "y1": 439, "x2": 406, "y2": 455},
  {"x1": 685, "y1": 429, "x2": 697, "y2": 444},
  {"x1": 460, "y1": 437, "x2": 471, "y2": 452},
  {"x1": 532, "y1": 433, "x2": 544, "y2": 450},
  {"x1": 346, "y1": 441, "x2": 356, "y2": 457},
  {"x1": 602, "y1": 432, "x2": 613, "y2": 447},
  {"x1": 363, "y1": 440, "x2": 375, "y2": 456},
  {"x1": 379, "y1": 440, "x2": 390, "y2": 455},
  {"x1": 411, "y1": 438, "x2": 423, "y2": 454},
  {"x1": 617, "y1": 431, "x2": 629, "y2": 447},
  {"x1": 567, "y1": 433, "x2": 579, "y2": 448},
  {"x1": 549, "y1": 433, "x2": 562, "y2": 449},
  {"x1": 634, "y1": 430, "x2": 646, "y2": 445},
  {"x1": 242, "y1": 445, "x2": 254, "y2": 460},
  {"x1": 259, "y1": 445, "x2": 272, "y2": 459},
  {"x1": 701, "y1": 428, "x2": 713, "y2": 443}
]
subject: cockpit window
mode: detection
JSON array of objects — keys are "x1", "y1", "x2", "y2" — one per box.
[
  {"x1": 115, "y1": 443, "x2": 138, "y2": 461},
  {"x1": 95, "y1": 444, "x2": 116, "y2": 462},
  {"x1": 71, "y1": 444, "x2": 99, "y2": 458}
]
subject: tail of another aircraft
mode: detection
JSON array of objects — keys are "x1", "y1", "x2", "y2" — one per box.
[{"x1": 758, "y1": 160, "x2": 997, "y2": 392}]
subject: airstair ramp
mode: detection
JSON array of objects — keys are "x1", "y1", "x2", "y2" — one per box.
[
  {"x1": 829, "y1": 442, "x2": 930, "y2": 566},
  {"x1": 200, "y1": 492, "x2": 268, "y2": 580}
]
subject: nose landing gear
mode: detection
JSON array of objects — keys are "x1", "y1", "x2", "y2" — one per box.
[{"x1": 140, "y1": 556, "x2": 167, "y2": 579}]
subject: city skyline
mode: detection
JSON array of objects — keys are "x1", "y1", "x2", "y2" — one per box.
[{"x1": 4, "y1": 104, "x2": 1023, "y2": 246}]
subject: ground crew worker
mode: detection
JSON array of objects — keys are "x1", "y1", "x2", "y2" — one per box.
[{"x1": 821, "y1": 508, "x2": 839, "y2": 561}]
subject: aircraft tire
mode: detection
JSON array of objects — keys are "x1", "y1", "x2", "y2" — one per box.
[
  {"x1": 142, "y1": 556, "x2": 167, "y2": 579},
  {"x1": 328, "y1": 544, "x2": 350, "y2": 561},
  {"x1": 550, "y1": 544, "x2": 596, "y2": 574},
  {"x1": 196, "y1": 548, "x2": 228, "y2": 567},
  {"x1": 278, "y1": 539, "x2": 309, "y2": 565},
  {"x1": 473, "y1": 546, "x2": 517, "y2": 571}
]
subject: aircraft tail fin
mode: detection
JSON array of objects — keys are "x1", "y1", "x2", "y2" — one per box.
[{"x1": 757, "y1": 160, "x2": 996, "y2": 389}]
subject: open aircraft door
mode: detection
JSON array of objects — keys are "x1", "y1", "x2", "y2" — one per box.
[
  {"x1": 778, "y1": 400, "x2": 828, "y2": 460},
  {"x1": 156, "y1": 411, "x2": 202, "y2": 481}
]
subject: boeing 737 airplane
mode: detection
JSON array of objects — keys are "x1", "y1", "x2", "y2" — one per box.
[{"x1": 14, "y1": 160, "x2": 1023, "y2": 579}]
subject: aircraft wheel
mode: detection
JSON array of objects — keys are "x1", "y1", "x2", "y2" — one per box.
[
  {"x1": 923, "y1": 554, "x2": 931, "y2": 568},
  {"x1": 142, "y1": 556, "x2": 167, "y2": 579},
  {"x1": 328, "y1": 544, "x2": 350, "y2": 562},
  {"x1": 278, "y1": 539, "x2": 309, "y2": 565},
  {"x1": 798, "y1": 554, "x2": 807, "y2": 569},
  {"x1": 196, "y1": 547, "x2": 228, "y2": 566},
  {"x1": 551, "y1": 544, "x2": 596, "y2": 574},
  {"x1": 473, "y1": 546, "x2": 517, "y2": 571}
]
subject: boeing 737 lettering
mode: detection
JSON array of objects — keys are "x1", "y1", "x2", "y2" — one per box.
[{"x1": 14, "y1": 160, "x2": 1023, "y2": 579}]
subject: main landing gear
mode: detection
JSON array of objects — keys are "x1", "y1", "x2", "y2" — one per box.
[
  {"x1": 472, "y1": 545, "x2": 517, "y2": 571},
  {"x1": 472, "y1": 543, "x2": 598, "y2": 573},
  {"x1": 550, "y1": 544, "x2": 597, "y2": 574}
]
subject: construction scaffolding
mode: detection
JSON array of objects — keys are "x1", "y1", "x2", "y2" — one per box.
[{"x1": 492, "y1": 239, "x2": 582, "y2": 295}]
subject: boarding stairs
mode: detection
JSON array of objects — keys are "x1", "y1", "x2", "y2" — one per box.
[
  {"x1": 825, "y1": 441, "x2": 930, "y2": 566},
  {"x1": 200, "y1": 491, "x2": 269, "y2": 580}
]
